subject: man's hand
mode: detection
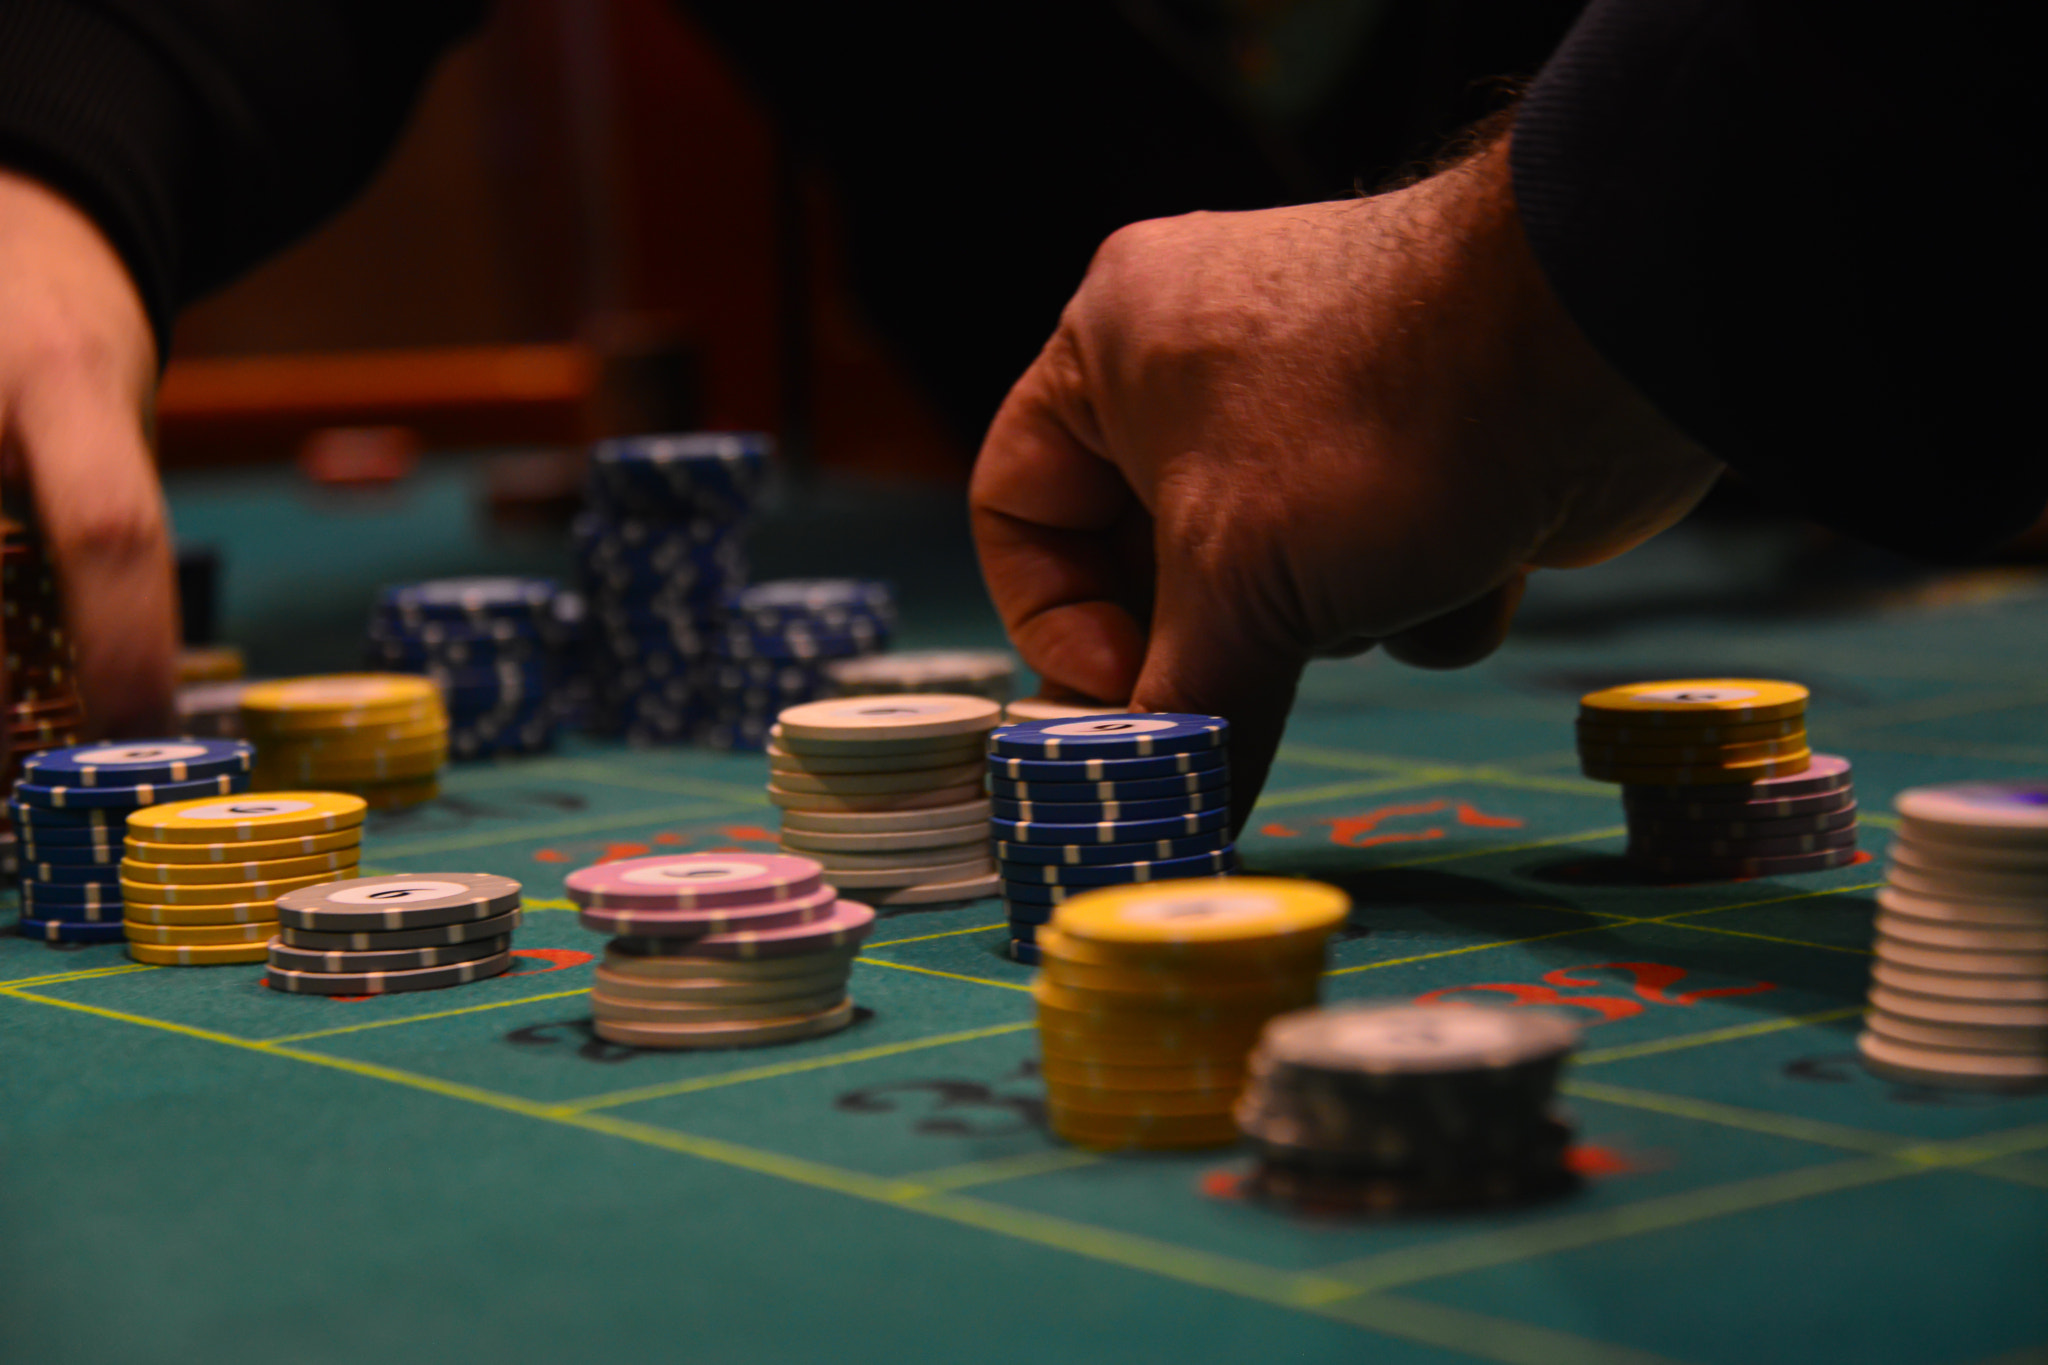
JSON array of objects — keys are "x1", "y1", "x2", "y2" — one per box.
[
  {"x1": 0, "y1": 169, "x2": 176, "y2": 736},
  {"x1": 971, "y1": 134, "x2": 1721, "y2": 822}
]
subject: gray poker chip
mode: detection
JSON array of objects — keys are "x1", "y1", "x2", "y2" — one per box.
[
  {"x1": 275, "y1": 872, "x2": 522, "y2": 931},
  {"x1": 266, "y1": 934, "x2": 511, "y2": 975},
  {"x1": 264, "y1": 950, "x2": 515, "y2": 996},
  {"x1": 277, "y1": 907, "x2": 522, "y2": 951}
]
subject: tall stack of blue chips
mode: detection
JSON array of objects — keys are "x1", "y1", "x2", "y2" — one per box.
[
  {"x1": 576, "y1": 433, "x2": 768, "y2": 745},
  {"x1": 698, "y1": 579, "x2": 896, "y2": 750},
  {"x1": 367, "y1": 578, "x2": 564, "y2": 759},
  {"x1": 986, "y1": 714, "x2": 1238, "y2": 964}
]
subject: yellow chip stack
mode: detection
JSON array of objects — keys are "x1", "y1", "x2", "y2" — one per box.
[
  {"x1": 1575, "y1": 679, "x2": 1812, "y2": 785},
  {"x1": 241, "y1": 675, "x2": 448, "y2": 808},
  {"x1": 1032, "y1": 878, "x2": 1350, "y2": 1150},
  {"x1": 121, "y1": 792, "x2": 367, "y2": 965}
]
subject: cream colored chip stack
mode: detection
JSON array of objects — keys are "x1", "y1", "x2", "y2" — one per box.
[
  {"x1": 769, "y1": 694, "x2": 1001, "y2": 905},
  {"x1": 1860, "y1": 781, "x2": 2048, "y2": 1091}
]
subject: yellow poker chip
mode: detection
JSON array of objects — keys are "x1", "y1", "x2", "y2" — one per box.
[
  {"x1": 350, "y1": 776, "x2": 440, "y2": 809},
  {"x1": 123, "y1": 919, "x2": 278, "y2": 946},
  {"x1": 1046, "y1": 1106, "x2": 1241, "y2": 1150},
  {"x1": 255, "y1": 753, "x2": 445, "y2": 785},
  {"x1": 1576, "y1": 734, "x2": 1808, "y2": 767},
  {"x1": 1037, "y1": 1057, "x2": 1248, "y2": 1092},
  {"x1": 1038, "y1": 957, "x2": 1322, "y2": 1003},
  {"x1": 1581, "y1": 749, "x2": 1813, "y2": 786},
  {"x1": 126, "y1": 940, "x2": 271, "y2": 966},
  {"x1": 125, "y1": 828, "x2": 362, "y2": 864},
  {"x1": 124, "y1": 899, "x2": 293, "y2": 925},
  {"x1": 1033, "y1": 979, "x2": 1309, "y2": 1035},
  {"x1": 128, "y1": 792, "x2": 368, "y2": 843},
  {"x1": 119, "y1": 870, "x2": 337, "y2": 905},
  {"x1": 1575, "y1": 715, "x2": 1805, "y2": 746},
  {"x1": 1577, "y1": 679, "x2": 1808, "y2": 726},
  {"x1": 119, "y1": 850, "x2": 359, "y2": 885},
  {"x1": 1037, "y1": 1026, "x2": 1263, "y2": 1068},
  {"x1": 1051, "y1": 878, "x2": 1350, "y2": 954},
  {"x1": 1043, "y1": 1080, "x2": 1237, "y2": 1117},
  {"x1": 241, "y1": 673, "x2": 440, "y2": 720}
]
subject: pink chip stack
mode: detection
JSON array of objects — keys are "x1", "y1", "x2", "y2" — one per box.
[{"x1": 566, "y1": 852, "x2": 874, "y2": 1048}]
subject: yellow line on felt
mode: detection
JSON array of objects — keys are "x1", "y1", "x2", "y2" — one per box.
[
  {"x1": 1658, "y1": 920, "x2": 1872, "y2": 956},
  {"x1": 1252, "y1": 775, "x2": 1443, "y2": 810},
  {"x1": 1380, "y1": 825, "x2": 1629, "y2": 869},
  {"x1": 1314, "y1": 1294, "x2": 1687, "y2": 1365},
  {"x1": 261, "y1": 988, "x2": 595, "y2": 1044},
  {"x1": 893, "y1": 1148, "x2": 1103, "y2": 1196},
  {"x1": 1559, "y1": 1079, "x2": 1907, "y2": 1155},
  {"x1": 866, "y1": 921, "x2": 1009, "y2": 948},
  {"x1": 854, "y1": 956, "x2": 1032, "y2": 992},
  {"x1": 1573, "y1": 1005, "x2": 1866, "y2": 1066},
  {"x1": 558, "y1": 1021, "x2": 1036, "y2": 1114},
  {"x1": 1648, "y1": 882, "x2": 1883, "y2": 922},
  {"x1": 0, "y1": 963, "x2": 157, "y2": 989},
  {"x1": 1325, "y1": 922, "x2": 1631, "y2": 977},
  {"x1": 522, "y1": 898, "x2": 577, "y2": 913}
]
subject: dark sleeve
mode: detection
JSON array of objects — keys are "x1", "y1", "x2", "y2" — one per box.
[
  {"x1": 1510, "y1": 1, "x2": 2042, "y2": 559},
  {"x1": 0, "y1": 0, "x2": 485, "y2": 351}
]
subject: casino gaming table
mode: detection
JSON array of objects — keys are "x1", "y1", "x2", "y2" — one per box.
[{"x1": 3, "y1": 461, "x2": 2045, "y2": 1365}]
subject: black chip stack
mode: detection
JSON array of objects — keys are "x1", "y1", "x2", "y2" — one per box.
[{"x1": 575, "y1": 433, "x2": 767, "y2": 745}]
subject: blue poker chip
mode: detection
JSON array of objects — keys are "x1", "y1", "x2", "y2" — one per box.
[
  {"x1": 994, "y1": 829, "x2": 1231, "y2": 866},
  {"x1": 715, "y1": 622, "x2": 887, "y2": 661},
  {"x1": 1007, "y1": 919, "x2": 1041, "y2": 943},
  {"x1": 6, "y1": 800, "x2": 121, "y2": 832},
  {"x1": 988, "y1": 749, "x2": 1228, "y2": 783},
  {"x1": 587, "y1": 433, "x2": 772, "y2": 517},
  {"x1": 992, "y1": 807, "x2": 1231, "y2": 846},
  {"x1": 21, "y1": 880, "x2": 122, "y2": 908},
  {"x1": 723, "y1": 579, "x2": 896, "y2": 633},
  {"x1": 380, "y1": 577, "x2": 560, "y2": 626},
  {"x1": 1003, "y1": 900, "x2": 1057, "y2": 926},
  {"x1": 989, "y1": 767, "x2": 1229, "y2": 804},
  {"x1": 1002, "y1": 880, "x2": 1078, "y2": 907},
  {"x1": 12, "y1": 772, "x2": 248, "y2": 811},
  {"x1": 1008, "y1": 939, "x2": 1042, "y2": 965},
  {"x1": 16, "y1": 916, "x2": 127, "y2": 943},
  {"x1": 998, "y1": 847, "x2": 1237, "y2": 888},
  {"x1": 19, "y1": 839, "x2": 121, "y2": 866},
  {"x1": 16, "y1": 895, "x2": 125, "y2": 921},
  {"x1": 990, "y1": 792, "x2": 1228, "y2": 825},
  {"x1": 22, "y1": 739, "x2": 253, "y2": 788},
  {"x1": 988, "y1": 714, "x2": 1228, "y2": 761},
  {"x1": 24, "y1": 862, "x2": 124, "y2": 887}
]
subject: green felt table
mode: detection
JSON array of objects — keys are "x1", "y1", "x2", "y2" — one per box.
[{"x1": 4, "y1": 462, "x2": 2046, "y2": 1365}]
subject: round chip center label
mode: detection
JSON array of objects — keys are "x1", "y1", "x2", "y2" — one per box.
[
  {"x1": 326, "y1": 880, "x2": 472, "y2": 905},
  {"x1": 1321, "y1": 1006, "x2": 1542, "y2": 1062},
  {"x1": 73, "y1": 743, "x2": 211, "y2": 765},
  {"x1": 178, "y1": 799, "x2": 317, "y2": 822},
  {"x1": 1632, "y1": 687, "x2": 1760, "y2": 705},
  {"x1": 1112, "y1": 890, "x2": 1281, "y2": 929},
  {"x1": 620, "y1": 860, "x2": 770, "y2": 887},
  {"x1": 1043, "y1": 718, "x2": 1179, "y2": 738}
]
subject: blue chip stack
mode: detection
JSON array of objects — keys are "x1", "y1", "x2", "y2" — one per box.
[
  {"x1": 577, "y1": 433, "x2": 769, "y2": 744},
  {"x1": 9, "y1": 740, "x2": 254, "y2": 942},
  {"x1": 699, "y1": 579, "x2": 895, "y2": 751},
  {"x1": 987, "y1": 714, "x2": 1237, "y2": 963},
  {"x1": 368, "y1": 578, "x2": 564, "y2": 759}
]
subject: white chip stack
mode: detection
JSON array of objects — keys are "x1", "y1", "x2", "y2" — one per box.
[
  {"x1": 1860, "y1": 781, "x2": 2048, "y2": 1091},
  {"x1": 769, "y1": 694, "x2": 1001, "y2": 906}
]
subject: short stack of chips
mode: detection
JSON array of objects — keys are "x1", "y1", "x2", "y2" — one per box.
[
  {"x1": 1235, "y1": 1003, "x2": 1581, "y2": 1212},
  {"x1": 121, "y1": 791, "x2": 362, "y2": 964},
  {"x1": 569, "y1": 853, "x2": 873, "y2": 1048},
  {"x1": 1858, "y1": 781, "x2": 2048, "y2": 1091},
  {"x1": 1033, "y1": 879, "x2": 1349, "y2": 1150},
  {"x1": 176, "y1": 680, "x2": 253, "y2": 738},
  {"x1": 368, "y1": 578, "x2": 564, "y2": 759},
  {"x1": 990, "y1": 713, "x2": 1236, "y2": 964},
  {"x1": 826, "y1": 649, "x2": 1015, "y2": 703},
  {"x1": 577, "y1": 433, "x2": 765, "y2": 745},
  {"x1": 10, "y1": 742, "x2": 256, "y2": 944},
  {"x1": 242, "y1": 675, "x2": 448, "y2": 808},
  {"x1": 702, "y1": 580, "x2": 895, "y2": 751},
  {"x1": 268, "y1": 872, "x2": 521, "y2": 994},
  {"x1": 770, "y1": 695, "x2": 1000, "y2": 904},
  {"x1": 1576, "y1": 679, "x2": 1860, "y2": 878},
  {"x1": 3, "y1": 510, "x2": 87, "y2": 883}
]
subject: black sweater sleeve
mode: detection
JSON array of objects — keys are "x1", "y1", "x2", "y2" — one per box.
[
  {"x1": 0, "y1": 0, "x2": 483, "y2": 350},
  {"x1": 1511, "y1": 1, "x2": 2043, "y2": 559}
]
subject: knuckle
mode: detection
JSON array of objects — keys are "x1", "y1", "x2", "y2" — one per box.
[{"x1": 55, "y1": 493, "x2": 167, "y2": 570}]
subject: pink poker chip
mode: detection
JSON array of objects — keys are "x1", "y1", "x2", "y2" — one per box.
[
  {"x1": 612, "y1": 899, "x2": 877, "y2": 960},
  {"x1": 578, "y1": 884, "x2": 838, "y2": 939},
  {"x1": 1621, "y1": 752, "x2": 1852, "y2": 804},
  {"x1": 566, "y1": 853, "x2": 823, "y2": 910}
]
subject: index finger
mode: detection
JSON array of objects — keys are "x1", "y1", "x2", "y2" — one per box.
[{"x1": 970, "y1": 332, "x2": 1150, "y2": 707}]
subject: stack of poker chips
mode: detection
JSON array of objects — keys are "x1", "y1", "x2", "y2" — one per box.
[
  {"x1": 990, "y1": 713, "x2": 1235, "y2": 964},
  {"x1": 1856, "y1": 781, "x2": 2048, "y2": 1091},
  {"x1": 568, "y1": 852, "x2": 873, "y2": 1048},
  {"x1": 267, "y1": 872, "x2": 521, "y2": 994},
  {"x1": 1235, "y1": 1002, "x2": 1582, "y2": 1212},
  {"x1": 121, "y1": 792, "x2": 365, "y2": 965},
  {"x1": 368, "y1": 578, "x2": 564, "y2": 759},
  {"x1": 1032, "y1": 879, "x2": 1349, "y2": 1150},
  {"x1": 10, "y1": 742, "x2": 256, "y2": 945},
  {"x1": 826, "y1": 649, "x2": 1016, "y2": 704},
  {"x1": 577, "y1": 432, "x2": 765, "y2": 745},
  {"x1": 769, "y1": 695, "x2": 1000, "y2": 905},
  {"x1": 1576, "y1": 679, "x2": 1860, "y2": 878},
  {"x1": 176, "y1": 681, "x2": 254, "y2": 738},
  {"x1": 1004, "y1": 698, "x2": 1127, "y2": 722},
  {"x1": 700, "y1": 579, "x2": 895, "y2": 751},
  {"x1": 2, "y1": 510, "x2": 88, "y2": 881},
  {"x1": 241, "y1": 675, "x2": 448, "y2": 808}
]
